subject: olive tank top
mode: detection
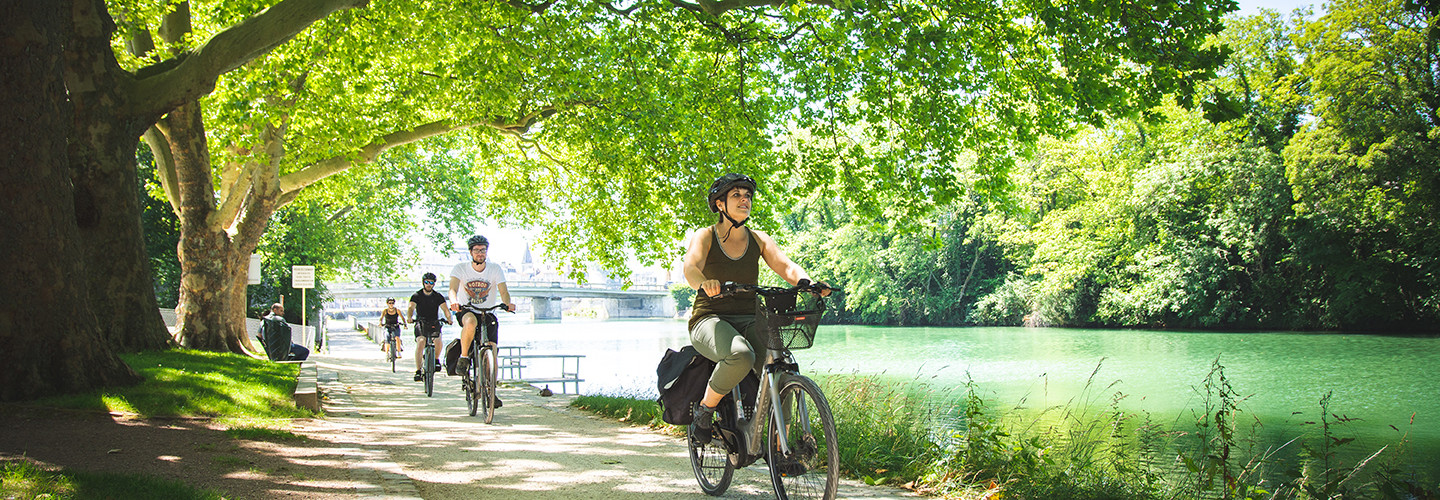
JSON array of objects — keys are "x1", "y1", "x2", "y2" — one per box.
[{"x1": 688, "y1": 226, "x2": 761, "y2": 331}]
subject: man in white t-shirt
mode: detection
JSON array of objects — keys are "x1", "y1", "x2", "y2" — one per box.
[{"x1": 448, "y1": 234, "x2": 515, "y2": 376}]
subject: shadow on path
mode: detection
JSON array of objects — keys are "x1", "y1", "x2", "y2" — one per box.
[{"x1": 307, "y1": 327, "x2": 918, "y2": 499}]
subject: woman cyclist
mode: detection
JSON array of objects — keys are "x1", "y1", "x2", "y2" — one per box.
[
  {"x1": 380, "y1": 298, "x2": 405, "y2": 356},
  {"x1": 682, "y1": 173, "x2": 830, "y2": 443}
]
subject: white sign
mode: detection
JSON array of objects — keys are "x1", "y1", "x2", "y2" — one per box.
[
  {"x1": 292, "y1": 265, "x2": 315, "y2": 289},
  {"x1": 248, "y1": 254, "x2": 262, "y2": 285}
]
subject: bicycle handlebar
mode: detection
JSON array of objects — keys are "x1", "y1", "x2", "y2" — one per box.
[
  {"x1": 709, "y1": 279, "x2": 842, "y2": 298},
  {"x1": 462, "y1": 303, "x2": 514, "y2": 313}
]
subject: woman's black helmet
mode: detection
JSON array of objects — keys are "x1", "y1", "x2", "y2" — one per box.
[
  {"x1": 466, "y1": 234, "x2": 489, "y2": 249},
  {"x1": 708, "y1": 173, "x2": 758, "y2": 212}
]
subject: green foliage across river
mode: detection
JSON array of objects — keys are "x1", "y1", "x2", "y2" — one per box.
[{"x1": 782, "y1": 3, "x2": 1440, "y2": 333}]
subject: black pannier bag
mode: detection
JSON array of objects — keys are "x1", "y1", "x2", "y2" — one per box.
[
  {"x1": 656, "y1": 346, "x2": 715, "y2": 425},
  {"x1": 445, "y1": 339, "x2": 462, "y2": 376}
]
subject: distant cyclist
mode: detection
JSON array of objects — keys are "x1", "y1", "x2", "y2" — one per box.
[
  {"x1": 407, "y1": 272, "x2": 455, "y2": 381},
  {"x1": 448, "y1": 235, "x2": 515, "y2": 398},
  {"x1": 380, "y1": 298, "x2": 405, "y2": 356},
  {"x1": 682, "y1": 173, "x2": 830, "y2": 443}
]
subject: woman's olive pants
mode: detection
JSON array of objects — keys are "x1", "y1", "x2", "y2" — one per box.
[{"x1": 689, "y1": 314, "x2": 765, "y2": 395}]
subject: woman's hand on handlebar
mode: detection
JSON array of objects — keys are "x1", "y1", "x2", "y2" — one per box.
[
  {"x1": 799, "y1": 278, "x2": 840, "y2": 297},
  {"x1": 699, "y1": 279, "x2": 722, "y2": 298},
  {"x1": 815, "y1": 281, "x2": 833, "y2": 297}
]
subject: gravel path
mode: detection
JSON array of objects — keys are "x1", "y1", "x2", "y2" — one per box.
[{"x1": 304, "y1": 327, "x2": 919, "y2": 500}]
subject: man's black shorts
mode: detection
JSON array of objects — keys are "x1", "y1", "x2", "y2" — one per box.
[
  {"x1": 456, "y1": 309, "x2": 500, "y2": 344},
  {"x1": 413, "y1": 319, "x2": 444, "y2": 338}
]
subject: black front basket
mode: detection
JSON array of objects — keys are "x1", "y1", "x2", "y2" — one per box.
[{"x1": 755, "y1": 291, "x2": 825, "y2": 350}]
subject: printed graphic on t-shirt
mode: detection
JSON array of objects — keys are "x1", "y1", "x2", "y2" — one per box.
[{"x1": 465, "y1": 279, "x2": 492, "y2": 304}]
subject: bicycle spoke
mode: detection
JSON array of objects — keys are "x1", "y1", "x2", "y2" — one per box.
[
  {"x1": 768, "y1": 376, "x2": 839, "y2": 500},
  {"x1": 687, "y1": 403, "x2": 735, "y2": 496}
]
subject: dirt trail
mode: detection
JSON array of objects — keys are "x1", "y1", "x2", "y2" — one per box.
[{"x1": 305, "y1": 327, "x2": 919, "y2": 499}]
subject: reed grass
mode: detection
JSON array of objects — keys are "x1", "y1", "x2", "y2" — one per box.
[{"x1": 573, "y1": 360, "x2": 1436, "y2": 499}]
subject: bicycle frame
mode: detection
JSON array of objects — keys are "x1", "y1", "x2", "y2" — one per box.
[{"x1": 725, "y1": 346, "x2": 806, "y2": 460}]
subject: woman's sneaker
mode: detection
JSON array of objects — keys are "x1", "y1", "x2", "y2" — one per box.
[{"x1": 690, "y1": 403, "x2": 717, "y2": 445}]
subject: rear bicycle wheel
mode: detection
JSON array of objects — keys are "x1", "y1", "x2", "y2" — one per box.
[
  {"x1": 767, "y1": 374, "x2": 839, "y2": 500},
  {"x1": 423, "y1": 344, "x2": 435, "y2": 397},
  {"x1": 481, "y1": 346, "x2": 498, "y2": 423},
  {"x1": 687, "y1": 404, "x2": 735, "y2": 496}
]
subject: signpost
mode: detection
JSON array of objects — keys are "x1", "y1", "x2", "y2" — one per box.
[
  {"x1": 292, "y1": 265, "x2": 316, "y2": 350},
  {"x1": 248, "y1": 254, "x2": 262, "y2": 285}
]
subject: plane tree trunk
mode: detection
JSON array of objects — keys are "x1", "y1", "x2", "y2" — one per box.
[{"x1": 1, "y1": 0, "x2": 141, "y2": 401}]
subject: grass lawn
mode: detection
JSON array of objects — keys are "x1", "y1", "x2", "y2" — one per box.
[
  {"x1": 1, "y1": 460, "x2": 225, "y2": 500},
  {"x1": 5, "y1": 348, "x2": 313, "y2": 499},
  {"x1": 35, "y1": 349, "x2": 315, "y2": 419}
]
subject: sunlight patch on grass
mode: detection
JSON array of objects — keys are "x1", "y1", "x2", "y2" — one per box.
[
  {"x1": 224, "y1": 425, "x2": 308, "y2": 442},
  {"x1": 101, "y1": 394, "x2": 138, "y2": 414},
  {"x1": 34, "y1": 349, "x2": 313, "y2": 419},
  {"x1": 1, "y1": 460, "x2": 74, "y2": 498},
  {"x1": 2, "y1": 459, "x2": 223, "y2": 500}
]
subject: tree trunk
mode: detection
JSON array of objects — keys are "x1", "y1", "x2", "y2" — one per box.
[
  {"x1": 165, "y1": 99, "x2": 275, "y2": 354},
  {"x1": 1, "y1": 0, "x2": 140, "y2": 401},
  {"x1": 68, "y1": 0, "x2": 171, "y2": 353}
]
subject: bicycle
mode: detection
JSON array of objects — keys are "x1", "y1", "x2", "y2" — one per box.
[
  {"x1": 459, "y1": 303, "x2": 511, "y2": 422},
  {"x1": 414, "y1": 319, "x2": 447, "y2": 397},
  {"x1": 688, "y1": 280, "x2": 842, "y2": 500},
  {"x1": 383, "y1": 323, "x2": 403, "y2": 373}
]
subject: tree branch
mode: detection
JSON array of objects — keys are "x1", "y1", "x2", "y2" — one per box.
[
  {"x1": 213, "y1": 159, "x2": 257, "y2": 234},
  {"x1": 278, "y1": 120, "x2": 478, "y2": 195},
  {"x1": 141, "y1": 126, "x2": 182, "y2": 215},
  {"x1": 508, "y1": 0, "x2": 557, "y2": 14},
  {"x1": 668, "y1": 0, "x2": 831, "y2": 16},
  {"x1": 125, "y1": 0, "x2": 370, "y2": 119}
]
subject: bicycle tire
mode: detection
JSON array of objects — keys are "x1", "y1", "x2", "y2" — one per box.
[
  {"x1": 467, "y1": 347, "x2": 480, "y2": 416},
  {"x1": 481, "y1": 346, "x2": 497, "y2": 423},
  {"x1": 388, "y1": 338, "x2": 397, "y2": 373},
  {"x1": 687, "y1": 404, "x2": 735, "y2": 496},
  {"x1": 767, "y1": 374, "x2": 839, "y2": 500},
  {"x1": 424, "y1": 344, "x2": 435, "y2": 397}
]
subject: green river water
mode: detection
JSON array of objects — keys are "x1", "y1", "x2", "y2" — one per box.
[{"x1": 503, "y1": 319, "x2": 1440, "y2": 482}]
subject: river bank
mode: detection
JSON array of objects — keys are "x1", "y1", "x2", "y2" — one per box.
[{"x1": 493, "y1": 319, "x2": 1440, "y2": 492}]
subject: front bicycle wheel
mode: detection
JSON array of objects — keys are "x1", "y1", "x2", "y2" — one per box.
[
  {"x1": 388, "y1": 338, "x2": 397, "y2": 372},
  {"x1": 480, "y1": 346, "x2": 498, "y2": 423},
  {"x1": 423, "y1": 345, "x2": 435, "y2": 397},
  {"x1": 467, "y1": 348, "x2": 480, "y2": 417},
  {"x1": 687, "y1": 403, "x2": 735, "y2": 496},
  {"x1": 767, "y1": 374, "x2": 839, "y2": 500}
]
